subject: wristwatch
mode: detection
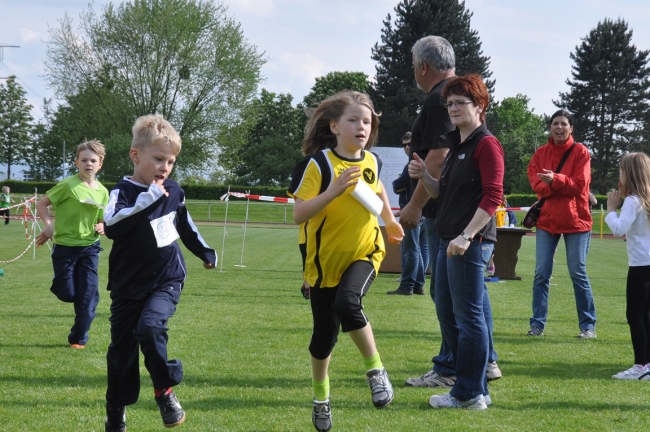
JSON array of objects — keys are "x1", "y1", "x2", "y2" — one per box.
[{"x1": 461, "y1": 231, "x2": 473, "y2": 242}]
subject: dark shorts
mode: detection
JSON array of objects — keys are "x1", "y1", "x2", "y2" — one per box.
[{"x1": 308, "y1": 260, "x2": 376, "y2": 360}]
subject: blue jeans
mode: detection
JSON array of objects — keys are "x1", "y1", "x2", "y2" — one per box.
[
  {"x1": 436, "y1": 238, "x2": 489, "y2": 401},
  {"x1": 50, "y1": 242, "x2": 101, "y2": 345},
  {"x1": 480, "y1": 241, "x2": 498, "y2": 364},
  {"x1": 530, "y1": 229, "x2": 596, "y2": 331},
  {"x1": 399, "y1": 217, "x2": 428, "y2": 293},
  {"x1": 426, "y1": 217, "x2": 455, "y2": 376}
]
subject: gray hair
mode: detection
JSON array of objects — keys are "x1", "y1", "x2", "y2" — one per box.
[{"x1": 412, "y1": 36, "x2": 455, "y2": 72}]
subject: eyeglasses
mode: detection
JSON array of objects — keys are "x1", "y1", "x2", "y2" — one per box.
[{"x1": 444, "y1": 100, "x2": 474, "y2": 109}]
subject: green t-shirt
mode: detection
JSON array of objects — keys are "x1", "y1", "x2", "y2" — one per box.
[
  {"x1": 0, "y1": 193, "x2": 10, "y2": 208},
  {"x1": 47, "y1": 174, "x2": 109, "y2": 246}
]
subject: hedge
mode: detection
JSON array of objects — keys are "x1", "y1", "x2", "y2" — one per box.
[{"x1": 0, "y1": 180, "x2": 288, "y2": 201}]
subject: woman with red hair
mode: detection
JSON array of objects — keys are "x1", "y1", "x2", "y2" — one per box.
[{"x1": 409, "y1": 74, "x2": 504, "y2": 410}]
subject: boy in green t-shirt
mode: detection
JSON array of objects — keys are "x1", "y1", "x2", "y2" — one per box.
[
  {"x1": 0, "y1": 186, "x2": 11, "y2": 225},
  {"x1": 36, "y1": 141, "x2": 109, "y2": 349}
]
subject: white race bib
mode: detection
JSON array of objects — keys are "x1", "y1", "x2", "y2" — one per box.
[{"x1": 150, "y1": 211, "x2": 180, "y2": 248}]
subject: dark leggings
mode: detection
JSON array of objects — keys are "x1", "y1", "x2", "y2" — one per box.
[
  {"x1": 308, "y1": 261, "x2": 375, "y2": 360},
  {"x1": 0, "y1": 209, "x2": 8, "y2": 224},
  {"x1": 626, "y1": 265, "x2": 650, "y2": 365}
]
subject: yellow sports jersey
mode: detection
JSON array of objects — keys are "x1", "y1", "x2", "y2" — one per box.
[
  {"x1": 298, "y1": 222, "x2": 307, "y2": 245},
  {"x1": 290, "y1": 149, "x2": 385, "y2": 288}
]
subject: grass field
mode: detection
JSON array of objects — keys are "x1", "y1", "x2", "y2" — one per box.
[{"x1": 0, "y1": 218, "x2": 646, "y2": 431}]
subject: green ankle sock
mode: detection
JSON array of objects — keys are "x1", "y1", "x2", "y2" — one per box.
[
  {"x1": 312, "y1": 376, "x2": 330, "y2": 401},
  {"x1": 363, "y1": 352, "x2": 383, "y2": 371}
]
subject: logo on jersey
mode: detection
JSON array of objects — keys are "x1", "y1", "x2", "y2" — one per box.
[{"x1": 363, "y1": 168, "x2": 376, "y2": 184}]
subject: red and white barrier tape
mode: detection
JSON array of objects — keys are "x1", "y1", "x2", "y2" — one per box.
[
  {"x1": 220, "y1": 192, "x2": 295, "y2": 204},
  {"x1": 3, "y1": 198, "x2": 35, "y2": 211},
  {"x1": 0, "y1": 238, "x2": 36, "y2": 264},
  {"x1": 496, "y1": 207, "x2": 531, "y2": 212}
]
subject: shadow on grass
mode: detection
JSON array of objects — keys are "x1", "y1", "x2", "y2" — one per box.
[
  {"x1": 485, "y1": 360, "x2": 621, "y2": 380},
  {"x1": 0, "y1": 374, "x2": 105, "y2": 388},
  {"x1": 183, "y1": 375, "x2": 306, "y2": 390},
  {"x1": 499, "y1": 401, "x2": 650, "y2": 412}
]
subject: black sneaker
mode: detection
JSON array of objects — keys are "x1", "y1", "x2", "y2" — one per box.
[
  {"x1": 155, "y1": 389, "x2": 186, "y2": 428},
  {"x1": 105, "y1": 405, "x2": 126, "y2": 432},
  {"x1": 413, "y1": 288, "x2": 425, "y2": 295},
  {"x1": 387, "y1": 288, "x2": 412, "y2": 295},
  {"x1": 312, "y1": 399, "x2": 332, "y2": 432}
]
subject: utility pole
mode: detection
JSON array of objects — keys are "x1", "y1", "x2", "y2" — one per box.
[{"x1": 0, "y1": 43, "x2": 20, "y2": 79}]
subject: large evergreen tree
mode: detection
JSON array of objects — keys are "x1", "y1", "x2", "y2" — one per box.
[
  {"x1": 555, "y1": 18, "x2": 650, "y2": 192},
  {"x1": 370, "y1": 0, "x2": 493, "y2": 145}
]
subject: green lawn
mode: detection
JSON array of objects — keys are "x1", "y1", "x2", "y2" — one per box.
[{"x1": 0, "y1": 218, "x2": 646, "y2": 431}]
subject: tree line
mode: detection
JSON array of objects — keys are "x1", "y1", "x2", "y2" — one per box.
[{"x1": 1, "y1": 0, "x2": 648, "y2": 194}]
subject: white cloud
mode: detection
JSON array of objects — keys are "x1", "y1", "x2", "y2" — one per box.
[
  {"x1": 20, "y1": 28, "x2": 41, "y2": 43},
  {"x1": 230, "y1": 0, "x2": 274, "y2": 15},
  {"x1": 270, "y1": 51, "x2": 326, "y2": 86}
]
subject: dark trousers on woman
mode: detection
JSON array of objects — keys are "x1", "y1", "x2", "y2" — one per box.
[
  {"x1": 106, "y1": 285, "x2": 183, "y2": 408},
  {"x1": 627, "y1": 266, "x2": 650, "y2": 365}
]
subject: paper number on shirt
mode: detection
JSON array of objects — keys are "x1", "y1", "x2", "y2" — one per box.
[{"x1": 150, "y1": 211, "x2": 180, "y2": 248}]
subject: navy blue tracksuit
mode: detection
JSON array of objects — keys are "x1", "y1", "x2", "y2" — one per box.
[{"x1": 103, "y1": 177, "x2": 216, "y2": 407}]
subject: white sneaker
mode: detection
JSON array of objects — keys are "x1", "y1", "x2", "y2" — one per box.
[
  {"x1": 429, "y1": 392, "x2": 487, "y2": 410},
  {"x1": 486, "y1": 362, "x2": 502, "y2": 381},
  {"x1": 577, "y1": 329, "x2": 596, "y2": 339},
  {"x1": 612, "y1": 365, "x2": 649, "y2": 380}
]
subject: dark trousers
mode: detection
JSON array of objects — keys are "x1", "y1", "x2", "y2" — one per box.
[
  {"x1": 106, "y1": 286, "x2": 183, "y2": 408},
  {"x1": 0, "y1": 208, "x2": 8, "y2": 224},
  {"x1": 50, "y1": 242, "x2": 101, "y2": 345},
  {"x1": 627, "y1": 266, "x2": 650, "y2": 365}
]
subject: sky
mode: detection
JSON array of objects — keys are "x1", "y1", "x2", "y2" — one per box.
[{"x1": 1, "y1": 0, "x2": 649, "y2": 125}]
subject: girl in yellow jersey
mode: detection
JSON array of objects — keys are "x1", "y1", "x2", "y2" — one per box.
[{"x1": 289, "y1": 91, "x2": 404, "y2": 431}]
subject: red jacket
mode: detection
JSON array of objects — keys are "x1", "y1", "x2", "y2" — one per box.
[{"x1": 527, "y1": 136, "x2": 592, "y2": 234}]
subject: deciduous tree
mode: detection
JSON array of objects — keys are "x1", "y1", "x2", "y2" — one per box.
[
  {"x1": 0, "y1": 76, "x2": 33, "y2": 180},
  {"x1": 225, "y1": 90, "x2": 303, "y2": 187},
  {"x1": 45, "y1": 0, "x2": 265, "y2": 174},
  {"x1": 302, "y1": 71, "x2": 370, "y2": 108},
  {"x1": 487, "y1": 95, "x2": 546, "y2": 194}
]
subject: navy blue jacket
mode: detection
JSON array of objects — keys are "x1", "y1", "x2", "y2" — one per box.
[
  {"x1": 104, "y1": 177, "x2": 216, "y2": 300},
  {"x1": 392, "y1": 163, "x2": 411, "y2": 209}
]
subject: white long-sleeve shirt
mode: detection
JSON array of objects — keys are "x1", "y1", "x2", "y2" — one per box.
[{"x1": 605, "y1": 195, "x2": 650, "y2": 267}]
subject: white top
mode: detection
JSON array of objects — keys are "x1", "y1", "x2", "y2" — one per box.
[{"x1": 605, "y1": 195, "x2": 650, "y2": 267}]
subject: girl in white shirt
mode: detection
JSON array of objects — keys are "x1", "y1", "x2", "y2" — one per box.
[{"x1": 605, "y1": 152, "x2": 650, "y2": 380}]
